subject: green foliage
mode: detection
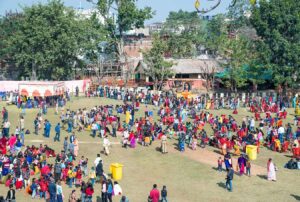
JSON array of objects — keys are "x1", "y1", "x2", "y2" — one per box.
[
  {"x1": 220, "y1": 36, "x2": 253, "y2": 90},
  {"x1": 116, "y1": 0, "x2": 153, "y2": 34},
  {"x1": 162, "y1": 10, "x2": 205, "y2": 58},
  {"x1": 251, "y1": 0, "x2": 300, "y2": 86},
  {"x1": 80, "y1": 13, "x2": 107, "y2": 63},
  {"x1": 95, "y1": 0, "x2": 153, "y2": 59},
  {"x1": 227, "y1": 0, "x2": 252, "y2": 31},
  {"x1": 164, "y1": 10, "x2": 202, "y2": 32},
  {"x1": 1, "y1": 0, "x2": 102, "y2": 80},
  {"x1": 204, "y1": 14, "x2": 228, "y2": 56},
  {"x1": 0, "y1": 12, "x2": 24, "y2": 66},
  {"x1": 143, "y1": 35, "x2": 174, "y2": 90}
]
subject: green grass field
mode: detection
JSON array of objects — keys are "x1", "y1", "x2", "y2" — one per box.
[{"x1": 0, "y1": 97, "x2": 299, "y2": 202}]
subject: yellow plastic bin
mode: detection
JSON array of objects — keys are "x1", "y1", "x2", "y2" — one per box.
[
  {"x1": 110, "y1": 163, "x2": 123, "y2": 180},
  {"x1": 246, "y1": 145, "x2": 257, "y2": 160},
  {"x1": 296, "y1": 106, "x2": 300, "y2": 116}
]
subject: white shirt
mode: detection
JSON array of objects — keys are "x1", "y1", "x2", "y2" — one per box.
[
  {"x1": 20, "y1": 119, "x2": 25, "y2": 129},
  {"x1": 92, "y1": 123, "x2": 98, "y2": 130},
  {"x1": 123, "y1": 130, "x2": 129, "y2": 139},
  {"x1": 113, "y1": 184, "x2": 122, "y2": 195},
  {"x1": 278, "y1": 127, "x2": 285, "y2": 134},
  {"x1": 4, "y1": 122, "x2": 10, "y2": 128},
  {"x1": 94, "y1": 157, "x2": 102, "y2": 167},
  {"x1": 103, "y1": 138, "x2": 110, "y2": 147}
]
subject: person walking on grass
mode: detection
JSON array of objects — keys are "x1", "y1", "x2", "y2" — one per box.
[
  {"x1": 44, "y1": 119, "x2": 51, "y2": 138},
  {"x1": 54, "y1": 123, "x2": 61, "y2": 142},
  {"x1": 161, "y1": 185, "x2": 168, "y2": 202},
  {"x1": 246, "y1": 159, "x2": 251, "y2": 177},
  {"x1": 2, "y1": 107, "x2": 8, "y2": 123},
  {"x1": 64, "y1": 136, "x2": 68, "y2": 152},
  {"x1": 225, "y1": 166, "x2": 234, "y2": 192},
  {"x1": 69, "y1": 190, "x2": 77, "y2": 202},
  {"x1": 103, "y1": 135, "x2": 111, "y2": 155},
  {"x1": 267, "y1": 158, "x2": 276, "y2": 181},
  {"x1": 161, "y1": 133, "x2": 167, "y2": 154},
  {"x1": 107, "y1": 179, "x2": 114, "y2": 202},
  {"x1": 56, "y1": 180, "x2": 64, "y2": 202},
  {"x1": 217, "y1": 157, "x2": 223, "y2": 172},
  {"x1": 34, "y1": 117, "x2": 39, "y2": 135},
  {"x1": 48, "y1": 178, "x2": 57, "y2": 202},
  {"x1": 149, "y1": 184, "x2": 160, "y2": 202},
  {"x1": 6, "y1": 184, "x2": 16, "y2": 202}
]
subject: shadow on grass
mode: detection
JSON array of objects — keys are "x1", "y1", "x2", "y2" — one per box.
[
  {"x1": 216, "y1": 182, "x2": 226, "y2": 189},
  {"x1": 173, "y1": 143, "x2": 180, "y2": 151},
  {"x1": 257, "y1": 174, "x2": 267, "y2": 180},
  {"x1": 290, "y1": 194, "x2": 300, "y2": 201},
  {"x1": 213, "y1": 149, "x2": 224, "y2": 155},
  {"x1": 96, "y1": 196, "x2": 101, "y2": 202},
  {"x1": 212, "y1": 166, "x2": 226, "y2": 172}
]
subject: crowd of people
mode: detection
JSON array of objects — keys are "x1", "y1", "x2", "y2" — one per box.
[
  {"x1": 88, "y1": 86, "x2": 297, "y2": 112},
  {"x1": 0, "y1": 107, "x2": 131, "y2": 202},
  {"x1": 0, "y1": 86, "x2": 299, "y2": 201}
]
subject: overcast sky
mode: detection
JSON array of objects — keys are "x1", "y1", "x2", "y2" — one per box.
[{"x1": 0, "y1": 0, "x2": 232, "y2": 23}]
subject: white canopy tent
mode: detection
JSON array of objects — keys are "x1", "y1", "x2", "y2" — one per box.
[{"x1": 18, "y1": 81, "x2": 65, "y2": 97}]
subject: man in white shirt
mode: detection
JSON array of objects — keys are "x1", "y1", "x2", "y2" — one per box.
[
  {"x1": 278, "y1": 126, "x2": 285, "y2": 144},
  {"x1": 122, "y1": 130, "x2": 129, "y2": 148},
  {"x1": 3, "y1": 120, "x2": 10, "y2": 137},
  {"x1": 19, "y1": 117, "x2": 25, "y2": 131},
  {"x1": 250, "y1": 118, "x2": 255, "y2": 131},
  {"x1": 94, "y1": 154, "x2": 102, "y2": 167},
  {"x1": 103, "y1": 136, "x2": 111, "y2": 155},
  {"x1": 91, "y1": 122, "x2": 98, "y2": 137}
]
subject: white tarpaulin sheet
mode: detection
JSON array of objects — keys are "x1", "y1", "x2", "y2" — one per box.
[
  {"x1": 18, "y1": 81, "x2": 65, "y2": 97},
  {"x1": 0, "y1": 79, "x2": 91, "y2": 93}
]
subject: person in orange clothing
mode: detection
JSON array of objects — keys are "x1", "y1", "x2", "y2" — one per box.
[{"x1": 277, "y1": 118, "x2": 283, "y2": 128}]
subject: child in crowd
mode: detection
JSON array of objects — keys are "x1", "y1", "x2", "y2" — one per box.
[{"x1": 218, "y1": 157, "x2": 223, "y2": 172}]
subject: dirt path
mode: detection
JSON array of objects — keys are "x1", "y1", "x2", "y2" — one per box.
[
  {"x1": 168, "y1": 144, "x2": 266, "y2": 176},
  {"x1": 27, "y1": 139, "x2": 121, "y2": 145},
  {"x1": 28, "y1": 139, "x2": 266, "y2": 175}
]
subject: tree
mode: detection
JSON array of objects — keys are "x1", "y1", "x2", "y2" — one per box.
[
  {"x1": 0, "y1": 12, "x2": 24, "y2": 79},
  {"x1": 227, "y1": 0, "x2": 252, "y2": 32},
  {"x1": 162, "y1": 10, "x2": 205, "y2": 58},
  {"x1": 219, "y1": 36, "x2": 254, "y2": 91},
  {"x1": 80, "y1": 13, "x2": 107, "y2": 82},
  {"x1": 143, "y1": 35, "x2": 174, "y2": 90},
  {"x1": 92, "y1": 0, "x2": 153, "y2": 83},
  {"x1": 198, "y1": 61, "x2": 218, "y2": 91},
  {"x1": 251, "y1": 0, "x2": 300, "y2": 89},
  {"x1": 3, "y1": 0, "x2": 95, "y2": 80},
  {"x1": 204, "y1": 14, "x2": 228, "y2": 57}
]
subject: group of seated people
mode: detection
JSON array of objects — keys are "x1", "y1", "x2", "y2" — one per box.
[{"x1": 284, "y1": 158, "x2": 300, "y2": 170}]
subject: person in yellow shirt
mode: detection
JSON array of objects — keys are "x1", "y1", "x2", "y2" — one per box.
[
  {"x1": 67, "y1": 167, "x2": 74, "y2": 188},
  {"x1": 89, "y1": 167, "x2": 96, "y2": 186}
]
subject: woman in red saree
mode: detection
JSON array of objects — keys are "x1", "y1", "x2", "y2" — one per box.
[{"x1": 15, "y1": 177, "x2": 23, "y2": 190}]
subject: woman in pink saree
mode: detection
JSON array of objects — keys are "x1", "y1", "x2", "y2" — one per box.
[
  {"x1": 267, "y1": 158, "x2": 276, "y2": 181},
  {"x1": 8, "y1": 134, "x2": 17, "y2": 151},
  {"x1": 129, "y1": 131, "x2": 136, "y2": 148},
  {"x1": 74, "y1": 137, "x2": 79, "y2": 157}
]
